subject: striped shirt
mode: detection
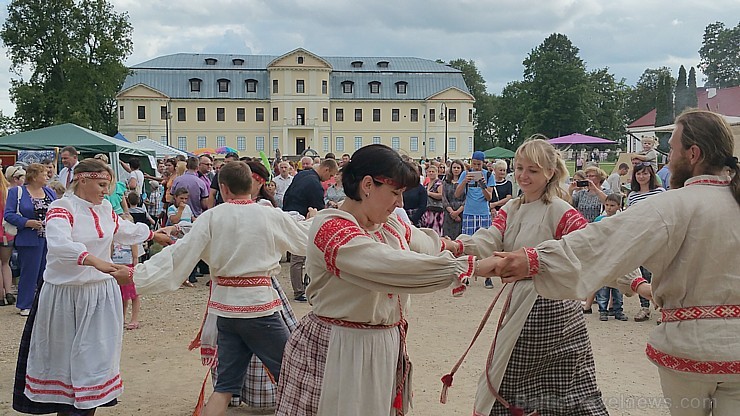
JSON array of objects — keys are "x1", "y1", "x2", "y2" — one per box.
[{"x1": 627, "y1": 188, "x2": 666, "y2": 207}]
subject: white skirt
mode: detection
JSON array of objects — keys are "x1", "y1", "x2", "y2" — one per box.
[{"x1": 24, "y1": 279, "x2": 124, "y2": 409}]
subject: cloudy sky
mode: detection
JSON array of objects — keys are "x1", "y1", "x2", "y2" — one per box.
[{"x1": 0, "y1": 0, "x2": 737, "y2": 116}]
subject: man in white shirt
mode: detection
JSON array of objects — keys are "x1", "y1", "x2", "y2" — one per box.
[
  {"x1": 273, "y1": 161, "x2": 293, "y2": 208},
  {"x1": 605, "y1": 163, "x2": 629, "y2": 194},
  {"x1": 58, "y1": 146, "x2": 79, "y2": 189},
  {"x1": 126, "y1": 158, "x2": 145, "y2": 197}
]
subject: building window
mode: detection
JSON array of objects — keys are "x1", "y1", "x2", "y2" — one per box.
[
  {"x1": 177, "y1": 107, "x2": 186, "y2": 121},
  {"x1": 217, "y1": 136, "x2": 226, "y2": 148},
  {"x1": 336, "y1": 137, "x2": 344, "y2": 152},
  {"x1": 237, "y1": 136, "x2": 246, "y2": 151},
  {"x1": 410, "y1": 109, "x2": 418, "y2": 122},
  {"x1": 189, "y1": 78, "x2": 202, "y2": 92},
  {"x1": 256, "y1": 136, "x2": 265, "y2": 152},
  {"x1": 272, "y1": 79, "x2": 278, "y2": 94},
  {"x1": 256, "y1": 108, "x2": 264, "y2": 122},
  {"x1": 217, "y1": 107, "x2": 225, "y2": 122},
  {"x1": 377, "y1": 61, "x2": 389, "y2": 68},
  {"x1": 160, "y1": 136, "x2": 168, "y2": 145},
  {"x1": 342, "y1": 81, "x2": 354, "y2": 94},
  {"x1": 369, "y1": 82, "x2": 380, "y2": 94},
  {"x1": 296, "y1": 108, "x2": 305, "y2": 125},
  {"x1": 246, "y1": 79, "x2": 257, "y2": 93},
  {"x1": 373, "y1": 108, "x2": 380, "y2": 122},
  {"x1": 322, "y1": 80, "x2": 327, "y2": 94},
  {"x1": 448, "y1": 108, "x2": 457, "y2": 122},
  {"x1": 205, "y1": 57, "x2": 217, "y2": 65},
  {"x1": 410, "y1": 137, "x2": 418, "y2": 152},
  {"x1": 197, "y1": 107, "x2": 206, "y2": 121},
  {"x1": 137, "y1": 105, "x2": 145, "y2": 120},
  {"x1": 271, "y1": 107, "x2": 278, "y2": 122},
  {"x1": 119, "y1": 105, "x2": 124, "y2": 119},
  {"x1": 354, "y1": 108, "x2": 362, "y2": 122},
  {"x1": 197, "y1": 136, "x2": 206, "y2": 148},
  {"x1": 217, "y1": 79, "x2": 230, "y2": 93},
  {"x1": 236, "y1": 108, "x2": 245, "y2": 122},
  {"x1": 272, "y1": 137, "x2": 279, "y2": 151},
  {"x1": 469, "y1": 108, "x2": 474, "y2": 123},
  {"x1": 469, "y1": 137, "x2": 474, "y2": 153},
  {"x1": 137, "y1": 135, "x2": 147, "y2": 142},
  {"x1": 392, "y1": 108, "x2": 399, "y2": 122},
  {"x1": 323, "y1": 136, "x2": 330, "y2": 152},
  {"x1": 232, "y1": 58, "x2": 244, "y2": 66},
  {"x1": 351, "y1": 61, "x2": 363, "y2": 68},
  {"x1": 449, "y1": 137, "x2": 457, "y2": 152},
  {"x1": 429, "y1": 109, "x2": 435, "y2": 122},
  {"x1": 322, "y1": 108, "x2": 328, "y2": 122},
  {"x1": 296, "y1": 80, "x2": 305, "y2": 93},
  {"x1": 336, "y1": 108, "x2": 344, "y2": 122},
  {"x1": 429, "y1": 137, "x2": 436, "y2": 152},
  {"x1": 160, "y1": 106, "x2": 168, "y2": 120},
  {"x1": 354, "y1": 136, "x2": 362, "y2": 150},
  {"x1": 297, "y1": 56, "x2": 304, "y2": 64},
  {"x1": 395, "y1": 81, "x2": 407, "y2": 94},
  {"x1": 178, "y1": 136, "x2": 187, "y2": 151},
  {"x1": 391, "y1": 137, "x2": 400, "y2": 150},
  {"x1": 372, "y1": 136, "x2": 381, "y2": 145}
]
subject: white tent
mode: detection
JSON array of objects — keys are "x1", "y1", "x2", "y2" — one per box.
[{"x1": 128, "y1": 139, "x2": 188, "y2": 159}]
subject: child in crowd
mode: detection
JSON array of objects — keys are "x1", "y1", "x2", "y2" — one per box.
[
  {"x1": 593, "y1": 193, "x2": 628, "y2": 321},
  {"x1": 145, "y1": 180, "x2": 164, "y2": 227},
  {"x1": 128, "y1": 192, "x2": 156, "y2": 228},
  {"x1": 112, "y1": 217, "x2": 142, "y2": 330},
  {"x1": 47, "y1": 181, "x2": 66, "y2": 199},
  {"x1": 167, "y1": 188, "x2": 196, "y2": 287},
  {"x1": 633, "y1": 136, "x2": 658, "y2": 172}
]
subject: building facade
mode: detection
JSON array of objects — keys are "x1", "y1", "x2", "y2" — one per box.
[{"x1": 117, "y1": 48, "x2": 475, "y2": 159}]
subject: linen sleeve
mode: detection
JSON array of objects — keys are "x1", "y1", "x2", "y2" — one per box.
[
  {"x1": 530, "y1": 201, "x2": 671, "y2": 300},
  {"x1": 388, "y1": 214, "x2": 443, "y2": 256},
  {"x1": 456, "y1": 207, "x2": 507, "y2": 257},
  {"x1": 273, "y1": 210, "x2": 312, "y2": 257},
  {"x1": 313, "y1": 218, "x2": 474, "y2": 295},
  {"x1": 45, "y1": 206, "x2": 90, "y2": 265},
  {"x1": 112, "y1": 214, "x2": 153, "y2": 246},
  {"x1": 134, "y1": 216, "x2": 210, "y2": 294}
]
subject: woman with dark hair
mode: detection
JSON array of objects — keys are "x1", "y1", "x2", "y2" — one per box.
[
  {"x1": 245, "y1": 160, "x2": 276, "y2": 207},
  {"x1": 442, "y1": 159, "x2": 465, "y2": 238},
  {"x1": 276, "y1": 144, "x2": 492, "y2": 416},
  {"x1": 401, "y1": 162, "x2": 427, "y2": 226}
]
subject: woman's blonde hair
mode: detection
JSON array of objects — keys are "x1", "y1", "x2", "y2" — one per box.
[
  {"x1": 25, "y1": 163, "x2": 47, "y2": 184},
  {"x1": 514, "y1": 135, "x2": 569, "y2": 204},
  {"x1": 69, "y1": 158, "x2": 115, "y2": 194},
  {"x1": 176, "y1": 161, "x2": 186, "y2": 176},
  {"x1": 0, "y1": 172, "x2": 9, "y2": 204},
  {"x1": 583, "y1": 165, "x2": 607, "y2": 184}
]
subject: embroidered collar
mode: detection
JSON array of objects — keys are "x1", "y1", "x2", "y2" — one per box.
[
  {"x1": 227, "y1": 199, "x2": 254, "y2": 205},
  {"x1": 684, "y1": 175, "x2": 731, "y2": 187}
]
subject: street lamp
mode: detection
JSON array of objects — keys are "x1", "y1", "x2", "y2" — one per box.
[
  {"x1": 440, "y1": 103, "x2": 448, "y2": 162},
  {"x1": 165, "y1": 101, "x2": 172, "y2": 147}
]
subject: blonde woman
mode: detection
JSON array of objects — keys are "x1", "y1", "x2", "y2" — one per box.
[
  {"x1": 449, "y1": 137, "x2": 608, "y2": 415},
  {"x1": 0, "y1": 174, "x2": 15, "y2": 306}
]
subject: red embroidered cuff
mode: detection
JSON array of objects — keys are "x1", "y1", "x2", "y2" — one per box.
[
  {"x1": 524, "y1": 247, "x2": 539, "y2": 276},
  {"x1": 458, "y1": 256, "x2": 475, "y2": 283},
  {"x1": 440, "y1": 239, "x2": 447, "y2": 252},
  {"x1": 147, "y1": 230, "x2": 154, "y2": 241},
  {"x1": 630, "y1": 277, "x2": 648, "y2": 293},
  {"x1": 453, "y1": 240, "x2": 464, "y2": 256},
  {"x1": 451, "y1": 285, "x2": 466, "y2": 297},
  {"x1": 77, "y1": 251, "x2": 90, "y2": 266}
]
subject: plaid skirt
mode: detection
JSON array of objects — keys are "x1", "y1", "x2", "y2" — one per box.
[
  {"x1": 462, "y1": 213, "x2": 491, "y2": 235},
  {"x1": 490, "y1": 297, "x2": 608, "y2": 416}
]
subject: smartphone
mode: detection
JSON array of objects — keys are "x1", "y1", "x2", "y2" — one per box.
[
  {"x1": 467, "y1": 171, "x2": 483, "y2": 182},
  {"x1": 576, "y1": 180, "x2": 589, "y2": 187}
]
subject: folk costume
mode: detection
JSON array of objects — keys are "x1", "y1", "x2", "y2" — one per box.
[
  {"x1": 455, "y1": 197, "x2": 609, "y2": 416},
  {"x1": 276, "y1": 209, "x2": 475, "y2": 416},
  {"x1": 522, "y1": 175, "x2": 740, "y2": 415},
  {"x1": 13, "y1": 194, "x2": 154, "y2": 413}
]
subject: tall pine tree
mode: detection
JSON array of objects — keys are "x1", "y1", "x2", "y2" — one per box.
[
  {"x1": 687, "y1": 67, "x2": 699, "y2": 108},
  {"x1": 674, "y1": 65, "x2": 689, "y2": 115},
  {"x1": 655, "y1": 73, "x2": 674, "y2": 127}
]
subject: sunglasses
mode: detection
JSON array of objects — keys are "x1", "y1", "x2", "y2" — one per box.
[{"x1": 635, "y1": 162, "x2": 653, "y2": 168}]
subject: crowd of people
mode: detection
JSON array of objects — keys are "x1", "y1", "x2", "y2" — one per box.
[{"x1": 4, "y1": 109, "x2": 738, "y2": 416}]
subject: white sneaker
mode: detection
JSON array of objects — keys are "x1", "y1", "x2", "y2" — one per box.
[{"x1": 19, "y1": 309, "x2": 30, "y2": 317}]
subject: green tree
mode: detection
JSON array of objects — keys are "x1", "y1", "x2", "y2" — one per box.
[
  {"x1": 522, "y1": 33, "x2": 589, "y2": 139},
  {"x1": 446, "y1": 58, "x2": 496, "y2": 150},
  {"x1": 674, "y1": 65, "x2": 689, "y2": 115},
  {"x1": 1, "y1": 0, "x2": 133, "y2": 134},
  {"x1": 699, "y1": 21, "x2": 740, "y2": 88},
  {"x1": 494, "y1": 81, "x2": 531, "y2": 149},
  {"x1": 0, "y1": 111, "x2": 18, "y2": 136},
  {"x1": 624, "y1": 67, "x2": 674, "y2": 123},
  {"x1": 584, "y1": 68, "x2": 627, "y2": 143},
  {"x1": 687, "y1": 67, "x2": 698, "y2": 108},
  {"x1": 655, "y1": 72, "x2": 674, "y2": 127}
]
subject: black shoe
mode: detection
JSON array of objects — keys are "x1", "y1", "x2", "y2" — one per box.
[
  {"x1": 0, "y1": 298, "x2": 6, "y2": 306},
  {"x1": 607, "y1": 309, "x2": 615, "y2": 316},
  {"x1": 614, "y1": 313, "x2": 628, "y2": 321},
  {"x1": 582, "y1": 307, "x2": 592, "y2": 314},
  {"x1": 294, "y1": 295, "x2": 308, "y2": 303},
  {"x1": 6, "y1": 293, "x2": 15, "y2": 305},
  {"x1": 484, "y1": 278, "x2": 494, "y2": 289},
  {"x1": 599, "y1": 311, "x2": 608, "y2": 321}
]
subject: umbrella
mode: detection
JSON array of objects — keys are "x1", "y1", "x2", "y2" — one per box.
[
  {"x1": 482, "y1": 146, "x2": 515, "y2": 159},
  {"x1": 193, "y1": 147, "x2": 217, "y2": 155},
  {"x1": 548, "y1": 133, "x2": 616, "y2": 145},
  {"x1": 216, "y1": 146, "x2": 238, "y2": 154}
]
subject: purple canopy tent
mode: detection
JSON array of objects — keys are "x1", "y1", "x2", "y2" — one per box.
[{"x1": 548, "y1": 133, "x2": 616, "y2": 145}]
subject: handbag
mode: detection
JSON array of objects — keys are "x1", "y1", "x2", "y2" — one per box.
[
  {"x1": 2, "y1": 186, "x2": 22, "y2": 237},
  {"x1": 426, "y1": 180, "x2": 445, "y2": 212}
]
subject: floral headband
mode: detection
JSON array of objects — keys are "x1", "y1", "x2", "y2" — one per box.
[
  {"x1": 74, "y1": 172, "x2": 112, "y2": 181},
  {"x1": 251, "y1": 173, "x2": 266, "y2": 185}
]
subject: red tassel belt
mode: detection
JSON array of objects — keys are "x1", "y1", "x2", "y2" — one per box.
[
  {"x1": 215, "y1": 275, "x2": 271, "y2": 287},
  {"x1": 661, "y1": 305, "x2": 740, "y2": 322}
]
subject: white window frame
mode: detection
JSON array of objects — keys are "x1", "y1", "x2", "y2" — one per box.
[
  {"x1": 449, "y1": 137, "x2": 457, "y2": 152},
  {"x1": 137, "y1": 135, "x2": 147, "y2": 142},
  {"x1": 272, "y1": 137, "x2": 279, "y2": 152},
  {"x1": 410, "y1": 136, "x2": 418, "y2": 152},
  {"x1": 468, "y1": 136, "x2": 474, "y2": 153},
  {"x1": 237, "y1": 136, "x2": 246, "y2": 151},
  {"x1": 429, "y1": 137, "x2": 436, "y2": 152},
  {"x1": 217, "y1": 136, "x2": 226, "y2": 148},
  {"x1": 197, "y1": 136, "x2": 207, "y2": 148},
  {"x1": 336, "y1": 136, "x2": 344, "y2": 152},
  {"x1": 323, "y1": 136, "x2": 330, "y2": 152},
  {"x1": 177, "y1": 136, "x2": 187, "y2": 151},
  {"x1": 256, "y1": 136, "x2": 265, "y2": 152},
  {"x1": 160, "y1": 136, "x2": 168, "y2": 145},
  {"x1": 372, "y1": 136, "x2": 381, "y2": 145},
  {"x1": 391, "y1": 137, "x2": 400, "y2": 150},
  {"x1": 354, "y1": 136, "x2": 362, "y2": 151}
]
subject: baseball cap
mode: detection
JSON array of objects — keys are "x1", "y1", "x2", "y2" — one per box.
[{"x1": 472, "y1": 151, "x2": 485, "y2": 161}]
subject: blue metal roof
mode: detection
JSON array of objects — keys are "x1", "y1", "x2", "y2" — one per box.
[{"x1": 123, "y1": 52, "x2": 470, "y2": 100}]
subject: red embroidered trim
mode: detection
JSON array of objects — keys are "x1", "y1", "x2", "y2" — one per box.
[
  {"x1": 453, "y1": 239, "x2": 464, "y2": 256},
  {"x1": 89, "y1": 208, "x2": 103, "y2": 238},
  {"x1": 313, "y1": 218, "x2": 368, "y2": 278},
  {"x1": 491, "y1": 209, "x2": 507, "y2": 237},
  {"x1": 440, "y1": 238, "x2": 447, "y2": 252},
  {"x1": 208, "y1": 298, "x2": 282, "y2": 313},
  {"x1": 645, "y1": 344, "x2": 740, "y2": 374},
  {"x1": 451, "y1": 285, "x2": 466, "y2": 297},
  {"x1": 25, "y1": 380, "x2": 123, "y2": 402},
  {"x1": 555, "y1": 208, "x2": 588, "y2": 239},
  {"x1": 400, "y1": 219, "x2": 412, "y2": 245},
  {"x1": 112, "y1": 211, "x2": 119, "y2": 234},
  {"x1": 630, "y1": 277, "x2": 648, "y2": 293},
  {"x1": 147, "y1": 230, "x2": 154, "y2": 241},
  {"x1": 524, "y1": 247, "x2": 539, "y2": 276},
  {"x1": 46, "y1": 208, "x2": 74, "y2": 226},
  {"x1": 77, "y1": 252, "x2": 89, "y2": 266},
  {"x1": 228, "y1": 199, "x2": 254, "y2": 205},
  {"x1": 251, "y1": 173, "x2": 266, "y2": 185},
  {"x1": 215, "y1": 277, "x2": 272, "y2": 287},
  {"x1": 661, "y1": 305, "x2": 740, "y2": 322},
  {"x1": 373, "y1": 176, "x2": 401, "y2": 188},
  {"x1": 685, "y1": 178, "x2": 731, "y2": 187},
  {"x1": 25, "y1": 374, "x2": 121, "y2": 392},
  {"x1": 458, "y1": 255, "x2": 475, "y2": 282},
  {"x1": 383, "y1": 223, "x2": 408, "y2": 251}
]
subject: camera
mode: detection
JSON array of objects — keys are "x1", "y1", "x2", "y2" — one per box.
[{"x1": 576, "y1": 180, "x2": 589, "y2": 187}]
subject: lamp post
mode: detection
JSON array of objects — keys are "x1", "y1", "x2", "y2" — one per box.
[
  {"x1": 441, "y1": 103, "x2": 448, "y2": 162},
  {"x1": 165, "y1": 101, "x2": 172, "y2": 147}
]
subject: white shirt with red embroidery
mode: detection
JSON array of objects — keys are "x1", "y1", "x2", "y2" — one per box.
[
  {"x1": 44, "y1": 194, "x2": 152, "y2": 285},
  {"x1": 133, "y1": 199, "x2": 310, "y2": 319},
  {"x1": 529, "y1": 175, "x2": 740, "y2": 381},
  {"x1": 306, "y1": 209, "x2": 474, "y2": 326}
]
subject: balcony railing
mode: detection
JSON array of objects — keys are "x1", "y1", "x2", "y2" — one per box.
[{"x1": 283, "y1": 117, "x2": 318, "y2": 127}]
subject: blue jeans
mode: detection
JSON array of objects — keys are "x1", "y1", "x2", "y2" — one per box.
[
  {"x1": 596, "y1": 286, "x2": 623, "y2": 313},
  {"x1": 638, "y1": 266, "x2": 652, "y2": 308}
]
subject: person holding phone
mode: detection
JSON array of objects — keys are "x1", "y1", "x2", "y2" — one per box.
[{"x1": 454, "y1": 151, "x2": 495, "y2": 237}]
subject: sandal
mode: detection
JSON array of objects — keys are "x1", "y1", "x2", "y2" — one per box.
[{"x1": 181, "y1": 281, "x2": 195, "y2": 288}]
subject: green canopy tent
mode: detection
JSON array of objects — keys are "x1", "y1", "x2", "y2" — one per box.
[{"x1": 482, "y1": 146, "x2": 515, "y2": 159}]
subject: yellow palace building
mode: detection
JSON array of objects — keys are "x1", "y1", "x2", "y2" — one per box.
[{"x1": 117, "y1": 48, "x2": 475, "y2": 159}]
